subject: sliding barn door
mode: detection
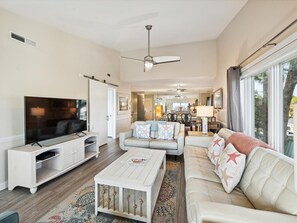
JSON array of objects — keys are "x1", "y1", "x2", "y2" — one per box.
[{"x1": 89, "y1": 80, "x2": 108, "y2": 146}]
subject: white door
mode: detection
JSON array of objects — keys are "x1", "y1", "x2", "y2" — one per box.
[
  {"x1": 89, "y1": 80, "x2": 108, "y2": 146},
  {"x1": 108, "y1": 87, "x2": 116, "y2": 138}
]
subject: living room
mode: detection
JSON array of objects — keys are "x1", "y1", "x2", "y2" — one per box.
[{"x1": 1, "y1": 0, "x2": 297, "y2": 223}]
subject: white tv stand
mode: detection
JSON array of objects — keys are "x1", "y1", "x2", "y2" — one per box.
[{"x1": 8, "y1": 132, "x2": 99, "y2": 194}]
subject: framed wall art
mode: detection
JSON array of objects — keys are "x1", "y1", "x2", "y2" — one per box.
[
  {"x1": 118, "y1": 93, "x2": 130, "y2": 114},
  {"x1": 213, "y1": 88, "x2": 223, "y2": 109}
]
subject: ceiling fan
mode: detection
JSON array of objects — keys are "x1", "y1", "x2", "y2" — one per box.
[
  {"x1": 176, "y1": 84, "x2": 187, "y2": 92},
  {"x1": 121, "y1": 25, "x2": 181, "y2": 72},
  {"x1": 167, "y1": 84, "x2": 187, "y2": 93}
]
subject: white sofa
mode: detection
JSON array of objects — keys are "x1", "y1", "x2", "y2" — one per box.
[
  {"x1": 184, "y1": 128, "x2": 297, "y2": 223},
  {"x1": 119, "y1": 121, "x2": 185, "y2": 155}
]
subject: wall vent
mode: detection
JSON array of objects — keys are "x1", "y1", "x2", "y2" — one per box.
[{"x1": 10, "y1": 32, "x2": 36, "y2": 47}]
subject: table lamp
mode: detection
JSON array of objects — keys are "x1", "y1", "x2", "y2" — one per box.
[{"x1": 196, "y1": 106, "x2": 213, "y2": 134}]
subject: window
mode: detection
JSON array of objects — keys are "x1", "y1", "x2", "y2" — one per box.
[
  {"x1": 254, "y1": 72, "x2": 269, "y2": 142},
  {"x1": 172, "y1": 102, "x2": 189, "y2": 112},
  {"x1": 241, "y1": 31, "x2": 297, "y2": 159},
  {"x1": 282, "y1": 57, "x2": 297, "y2": 158}
]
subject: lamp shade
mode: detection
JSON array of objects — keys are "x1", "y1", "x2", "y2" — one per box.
[{"x1": 196, "y1": 106, "x2": 213, "y2": 117}]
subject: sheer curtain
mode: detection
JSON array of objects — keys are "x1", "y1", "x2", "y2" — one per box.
[{"x1": 227, "y1": 66, "x2": 243, "y2": 132}]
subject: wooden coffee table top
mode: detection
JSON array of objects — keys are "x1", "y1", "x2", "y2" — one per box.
[{"x1": 94, "y1": 148, "x2": 166, "y2": 188}]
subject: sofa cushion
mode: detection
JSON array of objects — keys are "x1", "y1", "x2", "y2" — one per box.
[
  {"x1": 145, "y1": 120, "x2": 166, "y2": 139},
  {"x1": 186, "y1": 178, "x2": 254, "y2": 209},
  {"x1": 184, "y1": 145, "x2": 221, "y2": 183},
  {"x1": 215, "y1": 143, "x2": 246, "y2": 193},
  {"x1": 124, "y1": 137, "x2": 150, "y2": 148},
  {"x1": 208, "y1": 134, "x2": 225, "y2": 165},
  {"x1": 134, "y1": 123, "x2": 151, "y2": 139},
  {"x1": 167, "y1": 122, "x2": 180, "y2": 139},
  {"x1": 226, "y1": 132, "x2": 272, "y2": 155},
  {"x1": 145, "y1": 120, "x2": 166, "y2": 132},
  {"x1": 132, "y1": 121, "x2": 146, "y2": 137},
  {"x1": 240, "y1": 147, "x2": 297, "y2": 215},
  {"x1": 149, "y1": 139, "x2": 177, "y2": 150},
  {"x1": 157, "y1": 123, "x2": 174, "y2": 140}
]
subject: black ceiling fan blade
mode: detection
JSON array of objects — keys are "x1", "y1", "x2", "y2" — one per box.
[{"x1": 121, "y1": 56, "x2": 144, "y2": 62}]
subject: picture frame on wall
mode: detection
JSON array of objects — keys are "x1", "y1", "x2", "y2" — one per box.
[
  {"x1": 213, "y1": 88, "x2": 223, "y2": 109},
  {"x1": 118, "y1": 93, "x2": 130, "y2": 114}
]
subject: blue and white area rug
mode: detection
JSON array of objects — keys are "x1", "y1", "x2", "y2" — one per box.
[{"x1": 38, "y1": 161, "x2": 180, "y2": 223}]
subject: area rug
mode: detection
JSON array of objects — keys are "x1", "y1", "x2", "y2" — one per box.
[{"x1": 38, "y1": 161, "x2": 180, "y2": 223}]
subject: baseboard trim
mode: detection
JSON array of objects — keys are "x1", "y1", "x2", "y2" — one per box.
[{"x1": 0, "y1": 181, "x2": 8, "y2": 191}]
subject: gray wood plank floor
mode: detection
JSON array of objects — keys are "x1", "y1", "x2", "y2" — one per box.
[{"x1": 0, "y1": 139, "x2": 187, "y2": 223}]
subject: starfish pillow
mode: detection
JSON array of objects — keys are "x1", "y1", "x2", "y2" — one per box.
[
  {"x1": 215, "y1": 143, "x2": 246, "y2": 193},
  {"x1": 208, "y1": 134, "x2": 225, "y2": 165}
]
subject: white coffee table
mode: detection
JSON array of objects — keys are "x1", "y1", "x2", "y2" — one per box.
[{"x1": 94, "y1": 148, "x2": 166, "y2": 223}]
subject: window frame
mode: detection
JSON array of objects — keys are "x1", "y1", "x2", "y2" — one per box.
[{"x1": 241, "y1": 31, "x2": 297, "y2": 153}]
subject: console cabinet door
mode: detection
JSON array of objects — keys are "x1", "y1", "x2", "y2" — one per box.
[
  {"x1": 74, "y1": 140, "x2": 85, "y2": 163},
  {"x1": 62, "y1": 141, "x2": 75, "y2": 168}
]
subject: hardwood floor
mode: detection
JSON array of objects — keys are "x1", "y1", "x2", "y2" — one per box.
[{"x1": 0, "y1": 139, "x2": 187, "y2": 223}]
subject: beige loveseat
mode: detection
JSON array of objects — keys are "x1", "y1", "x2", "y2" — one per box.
[
  {"x1": 184, "y1": 128, "x2": 297, "y2": 223},
  {"x1": 119, "y1": 121, "x2": 185, "y2": 155}
]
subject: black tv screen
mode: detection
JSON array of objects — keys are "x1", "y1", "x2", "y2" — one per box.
[{"x1": 25, "y1": 96, "x2": 87, "y2": 144}]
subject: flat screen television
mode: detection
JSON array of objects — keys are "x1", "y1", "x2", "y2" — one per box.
[{"x1": 25, "y1": 96, "x2": 87, "y2": 145}]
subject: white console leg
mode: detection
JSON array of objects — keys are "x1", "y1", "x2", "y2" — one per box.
[{"x1": 30, "y1": 187, "x2": 37, "y2": 194}]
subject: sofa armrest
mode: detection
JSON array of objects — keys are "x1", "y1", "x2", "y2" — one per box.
[
  {"x1": 185, "y1": 136, "x2": 212, "y2": 148},
  {"x1": 190, "y1": 201, "x2": 297, "y2": 223},
  {"x1": 177, "y1": 130, "x2": 185, "y2": 155},
  {"x1": 119, "y1": 130, "x2": 133, "y2": 150}
]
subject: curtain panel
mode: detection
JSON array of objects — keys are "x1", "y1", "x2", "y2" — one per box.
[{"x1": 227, "y1": 66, "x2": 243, "y2": 132}]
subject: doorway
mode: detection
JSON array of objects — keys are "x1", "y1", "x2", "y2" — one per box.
[{"x1": 108, "y1": 87, "x2": 116, "y2": 138}]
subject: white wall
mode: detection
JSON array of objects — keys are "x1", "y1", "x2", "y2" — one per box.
[
  {"x1": 215, "y1": 0, "x2": 297, "y2": 126},
  {"x1": 0, "y1": 8, "x2": 124, "y2": 190},
  {"x1": 116, "y1": 82, "x2": 132, "y2": 137},
  {"x1": 120, "y1": 40, "x2": 216, "y2": 82}
]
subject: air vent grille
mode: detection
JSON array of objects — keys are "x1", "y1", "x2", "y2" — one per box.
[{"x1": 10, "y1": 32, "x2": 36, "y2": 47}]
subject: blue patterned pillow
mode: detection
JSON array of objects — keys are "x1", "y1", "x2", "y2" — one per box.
[
  {"x1": 135, "y1": 124, "x2": 151, "y2": 139},
  {"x1": 157, "y1": 123, "x2": 174, "y2": 140}
]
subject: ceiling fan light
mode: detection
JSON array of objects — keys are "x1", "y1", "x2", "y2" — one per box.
[{"x1": 144, "y1": 60, "x2": 153, "y2": 72}]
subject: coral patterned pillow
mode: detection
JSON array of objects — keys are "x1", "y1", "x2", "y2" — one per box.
[
  {"x1": 215, "y1": 143, "x2": 246, "y2": 193},
  {"x1": 157, "y1": 123, "x2": 174, "y2": 140},
  {"x1": 135, "y1": 124, "x2": 151, "y2": 139},
  {"x1": 208, "y1": 134, "x2": 225, "y2": 165}
]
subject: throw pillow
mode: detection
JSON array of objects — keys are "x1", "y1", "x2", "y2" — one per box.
[
  {"x1": 208, "y1": 134, "x2": 225, "y2": 165},
  {"x1": 225, "y1": 132, "x2": 272, "y2": 155},
  {"x1": 215, "y1": 143, "x2": 246, "y2": 193},
  {"x1": 132, "y1": 121, "x2": 146, "y2": 137},
  {"x1": 157, "y1": 123, "x2": 174, "y2": 140},
  {"x1": 135, "y1": 124, "x2": 151, "y2": 139}
]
